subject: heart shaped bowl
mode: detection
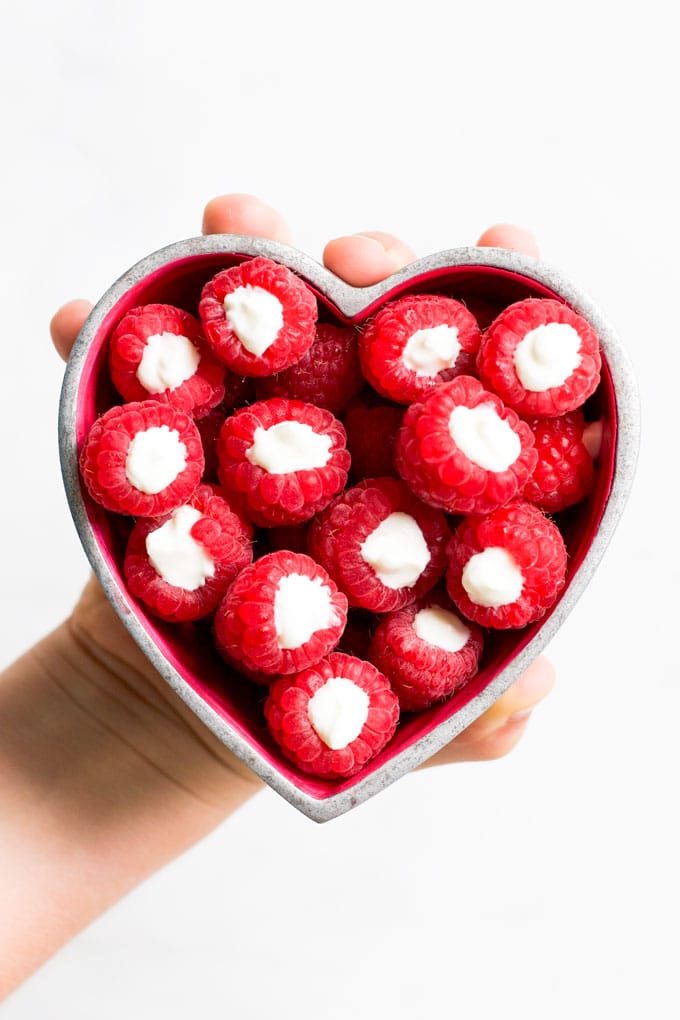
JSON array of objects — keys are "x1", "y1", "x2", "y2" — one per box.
[{"x1": 59, "y1": 235, "x2": 639, "y2": 822}]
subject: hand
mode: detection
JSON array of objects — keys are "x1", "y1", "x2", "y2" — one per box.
[
  {"x1": 0, "y1": 195, "x2": 554, "y2": 998},
  {"x1": 51, "y1": 194, "x2": 553, "y2": 768}
]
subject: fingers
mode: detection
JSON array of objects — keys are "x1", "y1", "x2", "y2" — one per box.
[
  {"x1": 476, "y1": 223, "x2": 540, "y2": 258},
  {"x1": 425, "y1": 656, "x2": 556, "y2": 767},
  {"x1": 323, "y1": 231, "x2": 417, "y2": 287},
  {"x1": 202, "y1": 193, "x2": 293, "y2": 244},
  {"x1": 50, "y1": 300, "x2": 93, "y2": 363}
]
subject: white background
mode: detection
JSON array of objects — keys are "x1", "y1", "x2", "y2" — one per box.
[{"x1": 1, "y1": 1, "x2": 678, "y2": 1017}]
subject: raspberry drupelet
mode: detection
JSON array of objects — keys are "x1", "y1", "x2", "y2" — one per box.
[
  {"x1": 477, "y1": 298, "x2": 601, "y2": 417},
  {"x1": 521, "y1": 410, "x2": 596, "y2": 513},
  {"x1": 216, "y1": 397, "x2": 350, "y2": 527},
  {"x1": 358, "y1": 294, "x2": 482, "y2": 404},
  {"x1": 214, "y1": 551, "x2": 348, "y2": 678},
  {"x1": 342, "y1": 394, "x2": 404, "y2": 481},
  {"x1": 445, "y1": 500, "x2": 567, "y2": 629},
  {"x1": 394, "y1": 375, "x2": 537, "y2": 515},
  {"x1": 108, "y1": 304, "x2": 226, "y2": 419},
  {"x1": 368, "y1": 591, "x2": 484, "y2": 711},
  {"x1": 199, "y1": 257, "x2": 318, "y2": 377},
  {"x1": 264, "y1": 652, "x2": 400, "y2": 779},
  {"x1": 123, "y1": 485, "x2": 253, "y2": 622},
  {"x1": 307, "y1": 477, "x2": 451, "y2": 612},
  {"x1": 255, "y1": 322, "x2": 364, "y2": 413},
  {"x1": 79, "y1": 400, "x2": 204, "y2": 517}
]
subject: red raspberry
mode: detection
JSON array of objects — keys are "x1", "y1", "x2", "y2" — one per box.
[
  {"x1": 394, "y1": 375, "x2": 536, "y2": 515},
  {"x1": 343, "y1": 394, "x2": 404, "y2": 481},
  {"x1": 216, "y1": 397, "x2": 350, "y2": 527},
  {"x1": 446, "y1": 501, "x2": 567, "y2": 629},
  {"x1": 199, "y1": 257, "x2": 317, "y2": 377},
  {"x1": 521, "y1": 411, "x2": 595, "y2": 513},
  {"x1": 123, "y1": 485, "x2": 253, "y2": 622},
  {"x1": 477, "y1": 298, "x2": 601, "y2": 417},
  {"x1": 108, "y1": 304, "x2": 225, "y2": 418},
  {"x1": 214, "y1": 551, "x2": 348, "y2": 677},
  {"x1": 358, "y1": 294, "x2": 482, "y2": 404},
  {"x1": 80, "y1": 400, "x2": 204, "y2": 517},
  {"x1": 307, "y1": 477, "x2": 451, "y2": 612},
  {"x1": 255, "y1": 323, "x2": 364, "y2": 413},
  {"x1": 264, "y1": 652, "x2": 400, "y2": 779},
  {"x1": 368, "y1": 591, "x2": 484, "y2": 711}
]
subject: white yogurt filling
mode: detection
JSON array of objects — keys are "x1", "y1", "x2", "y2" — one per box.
[
  {"x1": 449, "y1": 404, "x2": 520, "y2": 472},
  {"x1": 513, "y1": 322, "x2": 581, "y2": 392},
  {"x1": 145, "y1": 506, "x2": 215, "y2": 591},
  {"x1": 224, "y1": 284, "x2": 284, "y2": 357},
  {"x1": 246, "y1": 420, "x2": 333, "y2": 475},
  {"x1": 136, "y1": 332, "x2": 201, "y2": 393},
  {"x1": 413, "y1": 606, "x2": 470, "y2": 652},
  {"x1": 462, "y1": 546, "x2": 524, "y2": 608},
  {"x1": 360, "y1": 512, "x2": 431, "y2": 590},
  {"x1": 402, "y1": 325, "x2": 461, "y2": 376},
  {"x1": 307, "y1": 676, "x2": 370, "y2": 750},
  {"x1": 273, "y1": 573, "x2": 339, "y2": 649},
  {"x1": 125, "y1": 426, "x2": 187, "y2": 494}
]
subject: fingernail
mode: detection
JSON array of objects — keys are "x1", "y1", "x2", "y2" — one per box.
[{"x1": 507, "y1": 708, "x2": 533, "y2": 724}]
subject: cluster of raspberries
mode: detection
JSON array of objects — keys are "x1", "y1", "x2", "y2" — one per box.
[{"x1": 80, "y1": 256, "x2": 603, "y2": 780}]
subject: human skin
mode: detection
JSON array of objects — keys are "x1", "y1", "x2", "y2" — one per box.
[{"x1": 0, "y1": 194, "x2": 554, "y2": 999}]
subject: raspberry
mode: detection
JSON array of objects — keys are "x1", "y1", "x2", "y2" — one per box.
[
  {"x1": 358, "y1": 294, "x2": 482, "y2": 404},
  {"x1": 343, "y1": 395, "x2": 404, "y2": 481},
  {"x1": 255, "y1": 323, "x2": 364, "y2": 413},
  {"x1": 477, "y1": 298, "x2": 601, "y2": 417},
  {"x1": 80, "y1": 400, "x2": 204, "y2": 517},
  {"x1": 307, "y1": 477, "x2": 451, "y2": 612},
  {"x1": 214, "y1": 551, "x2": 348, "y2": 677},
  {"x1": 446, "y1": 501, "x2": 567, "y2": 629},
  {"x1": 199, "y1": 257, "x2": 317, "y2": 377},
  {"x1": 521, "y1": 411, "x2": 595, "y2": 513},
  {"x1": 123, "y1": 484, "x2": 253, "y2": 622},
  {"x1": 264, "y1": 652, "x2": 400, "y2": 779},
  {"x1": 216, "y1": 397, "x2": 350, "y2": 526},
  {"x1": 368, "y1": 591, "x2": 484, "y2": 711},
  {"x1": 108, "y1": 304, "x2": 225, "y2": 418},
  {"x1": 394, "y1": 375, "x2": 536, "y2": 515}
]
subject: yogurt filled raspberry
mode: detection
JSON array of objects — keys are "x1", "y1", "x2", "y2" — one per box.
[
  {"x1": 264, "y1": 652, "x2": 400, "y2": 779},
  {"x1": 477, "y1": 298, "x2": 601, "y2": 417},
  {"x1": 108, "y1": 303, "x2": 226, "y2": 418},
  {"x1": 446, "y1": 501, "x2": 567, "y2": 629},
  {"x1": 123, "y1": 485, "x2": 253, "y2": 622},
  {"x1": 394, "y1": 375, "x2": 536, "y2": 515},
  {"x1": 199, "y1": 257, "x2": 318, "y2": 377},
  {"x1": 307, "y1": 477, "x2": 451, "y2": 612},
  {"x1": 214, "y1": 551, "x2": 348, "y2": 677},
  {"x1": 216, "y1": 397, "x2": 350, "y2": 526},
  {"x1": 79, "y1": 400, "x2": 204, "y2": 517}
]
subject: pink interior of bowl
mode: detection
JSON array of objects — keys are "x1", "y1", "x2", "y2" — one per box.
[{"x1": 75, "y1": 253, "x2": 617, "y2": 800}]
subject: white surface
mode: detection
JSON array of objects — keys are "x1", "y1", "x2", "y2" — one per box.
[
  {"x1": 0, "y1": 0, "x2": 677, "y2": 1017},
  {"x1": 307, "y1": 676, "x2": 370, "y2": 750},
  {"x1": 402, "y1": 324, "x2": 461, "y2": 375},
  {"x1": 246, "y1": 420, "x2": 332, "y2": 474},
  {"x1": 137, "y1": 331, "x2": 201, "y2": 394},
  {"x1": 360, "y1": 511, "x2": 431, "y2": 589},
  {"x1": 273, "y1": 573, "x2": 339, "y2": 650},
  {"x1": 146, "y1": 506, "x2": 214, "y2": 591},
  {"x1": 125, "y1": 425, "x2": 186, "y2": 494},
  {"x1": 224, "y1": 284, "x2": 284, "y2": 357},
  {"x1": 513, "y1": 322, "x2": 582, "y2": 391},
  {"x1": 449, "y1": 403, "x2": 522, "y2": 471},
  {"x1": 413, "y1": 606, "x2": 470, "y2": 653},
  {"x1": 462, "y1": 547, "x2": 525, "y2": 608}
]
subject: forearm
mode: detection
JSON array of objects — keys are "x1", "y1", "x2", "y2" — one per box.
[{"x1": 0, "y1": 620, "x2": 259, "y2": 999}]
